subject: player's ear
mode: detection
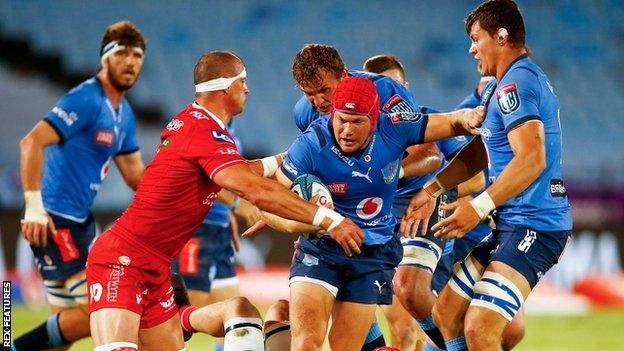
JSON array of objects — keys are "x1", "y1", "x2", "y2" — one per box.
[
  {"x1": 342, "y1": 69, "x2": 349, "y2": 78},
  {"x1": 497, "y1": 28, "x2": 509, "y2": 46}
]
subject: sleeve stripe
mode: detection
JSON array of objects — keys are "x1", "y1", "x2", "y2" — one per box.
[
  {"x1": 43, "y1": 118, "x2": 67, "y2": 143},
  {"x1": 418, "y1": 114, "x2": 429, "y2": 143},
  {"x1": 209, "y1": 159, "x2": 246, "y2": 179},
  {"x1": 505, "y1": 115, "x2": 541, "y2": 133},
  {"x1": 116, "y1": 148, "x2": 140, "y2": 156}
]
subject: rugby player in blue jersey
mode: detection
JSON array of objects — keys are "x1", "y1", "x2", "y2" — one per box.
[
  {"x1": 404, "y1": 1, "x2": 573, "y2": 350},
  {"x1": 260, "y1": 75, "x2": 484, "y2": 351},
  {"x1": 15, "y1": 21, "x2": 146, "y2": 351}
]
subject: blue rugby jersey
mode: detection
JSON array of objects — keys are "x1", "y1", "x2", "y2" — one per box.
[
  {"x1": 281, "y1": 111, "x2": 428, "y2": 245},
  {"x1": 42, "y1": 77, "x2": 139, "y2": 221},
  {"x1": 480, "y1": 55, "x2": 572, "y2": 231}
]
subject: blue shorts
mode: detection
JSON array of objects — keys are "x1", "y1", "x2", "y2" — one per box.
[
  {"x1": 31, "y1": 212, "x2": 95, "y2": 281},
  {"x1": 471, "y1": 222, "x2": 572, "y2": 288},
  {"x1": 290, "y1": 235, "x2": 402, "y2": 305},
  {"x1": 171, "y1": 222, "x2": 236, "y2": 292}
]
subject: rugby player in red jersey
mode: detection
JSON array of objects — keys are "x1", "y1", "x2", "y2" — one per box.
[{"x1": 86, "y1": 51, "x2": 363, "y2": 351}]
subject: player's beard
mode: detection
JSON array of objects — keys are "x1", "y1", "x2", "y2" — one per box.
[{"x1": 107, "y1": 66, "x2": 136, "y2": 92}]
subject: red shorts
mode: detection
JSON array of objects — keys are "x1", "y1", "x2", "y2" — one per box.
[{"x1": 86, "y1": 230, "x2": 177, "y2": 328}]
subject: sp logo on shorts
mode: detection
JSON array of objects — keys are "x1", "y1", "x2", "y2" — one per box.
[
  {"x1": 89, "y1": 283, "x2": 103, "y2": 303},
  {"x1": 160, "y1": 295, "x2": 176, "y2": 311},
  {"x1": 517, "y1": 230, "x2": 537, "y2": 253},
  {"x1": 496, "y1": 83, "x2": 520, "y2": 114}
]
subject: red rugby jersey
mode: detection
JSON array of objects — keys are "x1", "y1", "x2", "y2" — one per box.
[{"x1": 111, "y1": 102, "x2": 245, "y2": 260}]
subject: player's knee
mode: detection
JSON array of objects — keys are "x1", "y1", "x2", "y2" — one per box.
[
  {"x1": 464, "y1": 314, "x2": 501, "y2": 350},
  {"x1": 291, "y1": 333, "x2": 324, "y2": 351},
  {"x1": 501, "y1": 315, "x2": 525, "y2": 350},
  {"x1": 265, "y1": 299, "x2": 289, "y2": 326},
  {"x1": 93, "y1": 342, "x2": 138, "y2": 351},
  {"x1": 393, "y1": 276, "x2": 431, "y2": 318},
  {"x1": 227, "y1": 296, "x2": 261, "y2": 319}
]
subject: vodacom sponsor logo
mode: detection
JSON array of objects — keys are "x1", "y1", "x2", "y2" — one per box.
[{"x1": 356, "y1": 197, "x2": 383, "y2": 220}]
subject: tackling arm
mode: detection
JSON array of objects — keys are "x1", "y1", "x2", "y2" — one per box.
[{"x1": 423, "y1": 106, "x2": 486, "y2": 142}]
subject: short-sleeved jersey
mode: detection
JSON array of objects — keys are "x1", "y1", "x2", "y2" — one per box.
[
  {"x1": 395, "y1": 107, "x2": 468, "y2": 198},
  {"x1": 111, "y1": 103, "x2": 246, "y2": 260},
  {"x1": 281, "y1": 112, "x2": 428, "y2": 245},
  {"x1": 41, "y1": 77, "x2": 139, "y2": 221},
  {"x1": 480, "y1": 55, "x2": 572, "y2": 231},
  {"x1": 203, "y1": 122, "x2": 243, "y2": 227},
  {"x1": 293, "y1": 70, "x2": 419, "y2": 133}
]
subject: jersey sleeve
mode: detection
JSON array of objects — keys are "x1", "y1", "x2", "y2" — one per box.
[
  {"x1": 497, "y1": 68, "x2": 541, "y2": 133},
  {"x1": 382, "y1": 110, "x2": 429, "y2": 149},
  {"x1": 293, "y1": 97, "x2": 318, "y2": 133},
  {"x1": 43, "y1": 89, "x2": 98, "y2": 142},
  {"x1": 435, "y1": 136, "x2": 469, "y2": 161},
  {"x1": 280, "y1": 132, "x2": 316, "y2": 181},
  {"x1": 117, "y1": 109, "x2": 140, "y2": 155},
  {"x1": 186, "y1": 123, "x2": 246, "y2": 180}
]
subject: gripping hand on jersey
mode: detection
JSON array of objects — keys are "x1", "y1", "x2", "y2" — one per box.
[
  {"x1": 459, "y1": 106, "x2": 486, "y2": 135},
  {"x1": 400, "y1": 189, "x2": 436, "y2": 238},
  {"x1": 21, "y1": 190, "x2": 56, "y2": 246},
  {"x1": 431, "y1": 199, "x2": 480, "y2": 240}
]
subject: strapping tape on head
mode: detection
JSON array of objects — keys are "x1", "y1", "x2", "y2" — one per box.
[
  {"x1": 100, "y1": 40, "x2": 144, "y2": 63},
  {"x1": 195, "y1": 68, "x2": 247, "y2": 92}
]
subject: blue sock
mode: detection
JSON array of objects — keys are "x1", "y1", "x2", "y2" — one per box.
[
  {"x1": 424, "y1": 342, "x2": 444, "y2": 351},
  {"x1": 361, "y1": 321, "x2": 385, "y2": 351},
  {"x1": 446, "y1": 336, "x2": 468, "y2": 351},
  {"x1": 417, "y1": 314, "x2": 446, "y2": 350},
  {"x1": 12, "y1": 313, "x2": 68, "y2": 350},
  {"x1": 214, "y1": 343, "x2": 224, "y2": 351}
]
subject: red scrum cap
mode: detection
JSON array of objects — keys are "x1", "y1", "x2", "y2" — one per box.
[{"x1": 332, "y1": 76, "x2": 380, "y2": 132}]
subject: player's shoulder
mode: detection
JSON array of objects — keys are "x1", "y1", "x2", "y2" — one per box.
[
  {"x1": 502, "y1": 56, "x2": 544, "y2": 87},
  {"x1": 62, "y1": 77, "x2": 104, "y2": 105},
  {"x1": 297, "y1": 118, "x2": 328, "y2": 151}
]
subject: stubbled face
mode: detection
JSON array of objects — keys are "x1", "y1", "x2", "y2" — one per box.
[
  {"x1": 227, "y1": 64, "x2": 250, "y2": 115},
  {"x1": 105, "y1": 47, "x2": 144, "y2": 91},
  {"x1": 380, "y1": 68, "x2": 408, "y2": 88},
  {"x1": 299, "y1": 68, "x2": 341, "y2": 115},
  {"x1": 332, "y1": 110, "x2": 372, "y2": 153},
  {"x1": 469, "y1": 21, "x2": 499, "y2": 77}
]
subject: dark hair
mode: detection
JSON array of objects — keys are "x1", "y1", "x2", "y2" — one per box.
[
  {"x1": 363, "y1": 54, "x2": 405, "y2": 78},
  {"x1": 292, "y1": 44, "x2": 344, "y2": 87},
  {"x1": 465, "y1": 0, "x2": 526, "y2": 46},
  {"x1": 193, "y1": 51, "x2": 244, "y2": 85},
  {"x1": 100, "y1": 21, "x2": 146, "y2": 55}
]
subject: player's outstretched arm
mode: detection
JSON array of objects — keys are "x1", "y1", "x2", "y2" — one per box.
[
  {"x1": 114, "y1": 150, "x2": 145, "y2": 190},
  {"x1": 423, "y1": 106, "x2": 486, "y2": 142},
  {"x1": 432, "y1": 120, "x2": 546, "y2": 239},
  {"x1": 214, "y1": 163, "x2": 363, "y2": 256},
  {"x1": 400, "y1": 143, "x2": 441, "y2": 178},
  {"x1": 19, "y1": 121, "x2": 61, "y2": 246}
]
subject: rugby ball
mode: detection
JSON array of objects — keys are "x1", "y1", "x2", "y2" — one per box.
[{"x1": 290, "y1": 174, "x2": 333, "y2": 209}]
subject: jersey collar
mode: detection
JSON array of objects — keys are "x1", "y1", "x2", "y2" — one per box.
[{"x1": 192, "y1": 102, "x2": 226, "y2": 130}]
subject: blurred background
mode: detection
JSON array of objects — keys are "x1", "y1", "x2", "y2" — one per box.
[{"x1": 1, "y1": 0, "x2": 623, "y2": 350}]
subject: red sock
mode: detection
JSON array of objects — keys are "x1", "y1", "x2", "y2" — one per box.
[{"x1": 179, "y1": 305, "x2": 198, "y2": 333}]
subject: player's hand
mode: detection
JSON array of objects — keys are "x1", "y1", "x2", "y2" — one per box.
[
  {"x1": 21, "y1": 212, "x2": 55, "y2": 247},
  {"x1": 328, "y1": 218, "x2": 363, "y2": 257},
  {"x1": 233, "y1": 198, "x2": 262, "y2": 228},
  {"x1": 460, "y1": 106, "x2": 486, "y2": 135},
  {"x1": 229, "y1": 212, "x2": 241, "y2": 252},
  {"x1": 400, "y1": 190, "x2": 436, "y2": 238},
  {"x1": 431, "y1": 200, "x2": 480, "y2": 240}
]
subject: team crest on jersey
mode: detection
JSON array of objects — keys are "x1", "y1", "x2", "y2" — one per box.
[
  {"x1": 356, "y1": 197, "x2": 383, "y2": 220},
  {"x1": 95, "y1": 130, "x2": 114, "y2": 146},
  {"x1": 212, "y1": 130, "x2": 235, "y2": 144},
  {"x1": 496, "y1": 83, "x2": 520, "y2": 114},
  {"x1": 383, "y1": 94, "x2": 416, "y2": 114},
  {"x1": 381, "y1": 160, "x2": 400, "y2": 184}
]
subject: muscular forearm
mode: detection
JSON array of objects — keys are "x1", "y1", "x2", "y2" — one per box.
[
  {"x1": 19, "y1": 138, "x2": 45, "y2": 191},
  {"x1": 457, "y1": 172, "x2": 485, "y2": 197},
  {"x1": 436, "y1": 137, "x2": 488, "y2": 190},
  {"x1": 401, "y1": 144, "x2": 441, "y2": 178},
  {"x1": 260, "y1": 211, "x2": 321, "y2": 234}
]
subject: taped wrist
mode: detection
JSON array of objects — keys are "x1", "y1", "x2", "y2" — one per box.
[
  {"x1": 312, "y1": 206, "x2": 344, "y2": 231},
  {"x1": 423, "y1": 177, "x2": 446, "y2": 198},
  {"x1": 469, "y1": 191, "x2": 496, "y2": 220},
  {"x1": 24, "y1": 190, "x2": 48, "y2": 225},
  {"x1": 260, "y1": 156, "x2": 279, "y2": 177}
]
